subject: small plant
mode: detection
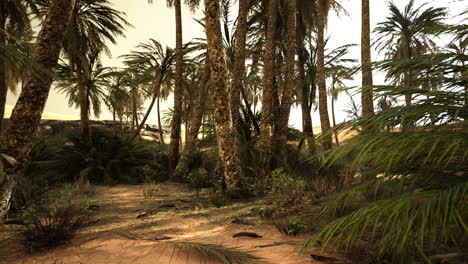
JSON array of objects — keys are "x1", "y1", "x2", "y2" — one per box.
[
  {"x1": 273, "y1": 218, "x2": 307, "y2": 236},
  {"x1": 270, "y1": 168, "x2": 305, "y2": 205},
  {"x1": 142, "y1": 182, "x2": 160, "y2": 198},
  {"x1": 19, "y1": 184, "x2": 93, "y2": 251},
  {"x1": 184, "y1": 168, "x2": 214, "y2": 189},
  {"x1": 208, "y1": 192, "x2": 231, "y2": 208}
]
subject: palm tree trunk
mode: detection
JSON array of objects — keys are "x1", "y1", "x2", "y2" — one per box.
[
  {"x1": 205, "y1": 0, "x2": 244, "y2": 197},
  {"x1": 131, "y1": 89, "x2": 137, "y2": 132},
  {"x1": 275, "y1": 0, "x2": 296, "y2": 155},
  {"x1": 257, "y1": 0, "x2": 278, "y2": 155},
  {"x1": 0, "y1": 15, "x2": 7, "y2": 132},
  {"x1": 331, "y1": 94, "x2": 339, "y2": 146},
  {"x1": 402, "y1": 36, "x2": 413, "y2": 132},
  {"x1": 0, "y1": 0, "x2": 75, "y2": 219},
  {"x1": 157, "y1": 96, "x2": 165, "y2": 144},
  {"x1": 298, "y1": 48, "x2": 315, "y2": 153},
  {"x1": 230, "y1": 0, "x2": 249, "y2": 131},
  {"x1": 317, "y1": 0, "x2": 332, "y2": 150},
  {"x1": 133, "y1": 76, "x2": 163, "y2": 140},
  {"x1": 172, "y1": 59, "x2": 210, "y2": 180},
  {"x1": 80, "y1": 90, "x2": 89, "y2": 136},
  {"x1": 113, "y1": 109, "x2": 116, "y2": 133},
  {"x1": 78, "y1": 70, "x2": 90, "y2": 136},
  {"x1": 168, "y1": 0, "x2": 184, "y2": 171},
  {"x1": 361, "y1": 0, "x2": 374, "y2": 119}
]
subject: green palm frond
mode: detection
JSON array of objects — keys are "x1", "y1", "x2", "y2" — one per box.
[
  {"x1": 115, "y1": 231, "x2": 268, "y2": 264},
  {"x1": 304, "y1": 182, "x2": 468, "y2": 260}
]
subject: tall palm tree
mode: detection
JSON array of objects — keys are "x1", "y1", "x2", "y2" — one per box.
[
  {"x1": 316, "y1": 0, "x2": 346, "y2": 149},
  {"x1": 361, "y1": 0, "x2": 374, "y2": 119},
  {"x1": 150, "y1": 0, "x2": 201, "y2": 171},
  {"x1": 374, "y1": 0, "x2": 447, "y2": 109},
  {"x1": 274, "y1": 0, "x2": 296, "y2": 155},
  {"x1": 257, "y1": 0, "x2": 278, "y2": 155},
  {"x1": 0, "y1": 0, "x2": 34, "y2": 131},
  {"x1": 205, "y1": 0, "x2": 244, "y2": 197},
  {"x1": 121, "y1": 39, "x2": 176, "y2": 140},
  {"x1": 36, "y1": 0, "x2": 129, "y2": 136},
  {"x1": 230, "y1": 0, "x2": 249, "y2": 130},
  {"x1": 56, "y1": 54, "x2": 109, "y2": 124},
  {"x1": 172, "y1": 56, "x2": 210, "y2": 179},
  {"x1": 0, "y1": 0, "x2": 75, "y2": 219},
  {"x1": 297, "y1": 0, "x2": 316, "y2": 153},
  {"x1": 105, "y1": 69, "x2": 130, "y2": 130},
  {"x1": 327, "y1": 45, "x2": 356, "y2": 145}
]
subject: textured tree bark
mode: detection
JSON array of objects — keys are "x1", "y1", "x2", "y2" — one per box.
[
  {"x1": 361, "y1": 0, "x2": 374, "y2": 120},
  {"x1": 205, "y1": 0, "x2": 244, "y2": 197},
  {"x1": 257, "y1": 0, "x2": 278, "y2": 155},
  {"x1": 0, "y1": 0, "x2": 75, "y2": 219},
  {"x1": 298, "y1": 51, "x2": 315, "y2": 153},
  {"x1": 275, "y1": 0, "x2": 296, "y2": 155},
  {"x1": 0, "y1": 15, "x2": 7, "y2": 132},
  {"x1": 331, "y1": 90, "x2": 339, "y2": 146},
  {"x1": 172, "y1": 59, "x2": 210, "y2": 180},
  {"x1": 168, "y1": 0, "x2": 184, "y2": 171},
  {"x1": 157, "y1": 96, "x2": 165, "y2": 144},
  {"x1": 317, "y1": 0, "x2": 332, "y2": 150},
  {"x1": 78, "y1": 67, "x2": 89, "y2": 136},
  {"x1": 402, "y1": 36, "x2": 413, "y2": 132},
  {"x1": 230, "y1": 0, "x2": 249, "y2": 131}
]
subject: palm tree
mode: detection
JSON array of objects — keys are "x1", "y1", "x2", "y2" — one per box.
[
  {"x1": 316, "y1": 0, "x2": 346, "y2": 149},
  {"x1": 38, "y1": 0, "x2": 129, "y2": 136},
  {"x1": 121, "y1": 39, "x2": 176, "y2": 140},
  {"x1": 327, "y1": 45, "x2": 356, "y2": 145},
  {"x1": 274, "y1": 0, "x2": 296, "y2": 155},
  {"x1": 230, "y1": 0, "x2": 249, "y2": 130},
  {"x1": 150, "y1": 0, "x2": 201, "y2": 171},
  {"x1": 361, "y1": 0, "x2": 374, "y2": 119},
  {"x1": 104, "y1": 68, "x2": 130, "y2": 130},
  {"x1": 374, "y1": 0, "x2": 447, "y2": 123},
  {"x1": 0, "y1": 0, "x2": 34, "y2": 131},
  {"x1": 257, "y1": 0, "x2": 278, "y2": 155},
  {"x1": 205, "y1": 0, "x2": 244, "y2": 197},
  {"x1": 297, "y1": 0, "x2": 316, "y2": 153},
  {"x1": 0, "y1": 0, "x2": 75, "y2": 219},
  {"x1": 56, "y1": 54, "x2": 109, "y2": 125},
  {"x1": 172, "y1": 56, "x2": 210, "y2": 180}
]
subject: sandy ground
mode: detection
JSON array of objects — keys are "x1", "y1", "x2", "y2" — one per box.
[{"x1": 1, "y1": 183, "x2": 346, "y2": 264}]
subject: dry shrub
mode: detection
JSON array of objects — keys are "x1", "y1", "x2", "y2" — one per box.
[
  {"x1": 142, "y1": 182, "x2": 160, "y2": 198},
  {"x1": 20, "y1": 184, "x2": 93, "y2": 252}
]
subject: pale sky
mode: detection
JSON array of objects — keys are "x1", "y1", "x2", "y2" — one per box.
[{"x1": 6, "y1": 0, "x2": 467, "y2": 129}]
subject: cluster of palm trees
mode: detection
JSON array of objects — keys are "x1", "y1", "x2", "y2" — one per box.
[{"x1": 0, "y1": 0, "x2": 462, "y2": 216}]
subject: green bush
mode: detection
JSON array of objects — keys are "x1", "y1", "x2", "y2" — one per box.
[
  {"x1": 25, "y1": 128, "x2": 166, "y2": 185},
  {"x1": 273, "y1": 217, "x2": 307, "y2": 236},
  {"x1": 20, "y1": 184, "x2": 93, "y2": 252},
  {"x1": 184, "y1": 168, "x2": 214, "y2": 189},
  {"x1": 270, "y1": 168, "x2": 305, "y2": 205}
]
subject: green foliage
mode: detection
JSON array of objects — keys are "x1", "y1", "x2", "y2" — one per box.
[
  {"x1": 20, "y1": 184, "x2": 93, "y2": 252},
  {"x1": 273, "y1": 218, "x2": 307, "y2": 236},
  {"x1": 185, "y1": 168, "x2": 212, "y2": 189},
  {"x1": 270, "y1": 168, "x2": 305, "y2": 205},
  {"x1": 30, "y1": 128, "x2": 166, "y2": 185},
  {"x1": 305, "y1": 22, "x2": 468, "y2": 261}
]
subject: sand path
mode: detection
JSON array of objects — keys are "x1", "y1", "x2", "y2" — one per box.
[{"x1": 2, "y1": 184, "x2": 343, "y2": 264}]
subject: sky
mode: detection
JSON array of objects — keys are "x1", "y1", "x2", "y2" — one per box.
[{"x1": 6, "y1": 0, "x2": 467, "y2": 129}]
